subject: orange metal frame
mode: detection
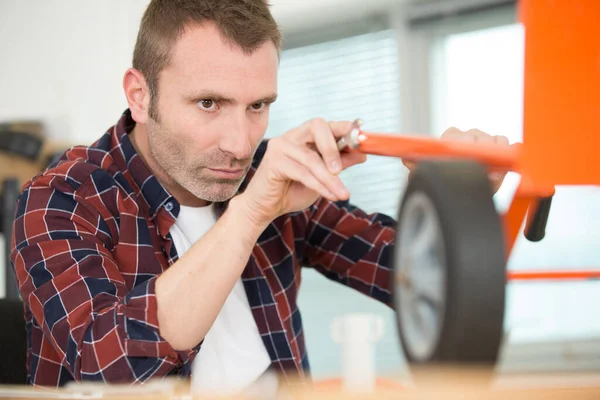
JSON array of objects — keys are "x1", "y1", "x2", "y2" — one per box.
[{"x1": 346, "y1": 0, "x2": 600, "y2": 283}]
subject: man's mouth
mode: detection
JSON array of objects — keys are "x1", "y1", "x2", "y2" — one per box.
[{"x1": 206, "y1": 167, "x2": 246, "y2": 179}]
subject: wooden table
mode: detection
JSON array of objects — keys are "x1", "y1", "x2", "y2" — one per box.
[{"x1": 1, "y1": 366, "x2": 599, "y2": 399}]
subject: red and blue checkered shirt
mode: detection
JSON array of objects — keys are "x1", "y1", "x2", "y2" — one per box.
[{"x1": 10, "y1": 109, "x2": 395, "y2": 387}]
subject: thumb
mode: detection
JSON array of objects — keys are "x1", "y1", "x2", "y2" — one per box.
[
  {"x1": 403, "y1": 159, "x2": 416, "y2": 181},
  {"x1": 402, "y1": 159, "x2": 416, "y2": 171},
  {"x1": 490, "y1": 171, "x2": 507, "y2": 194}
]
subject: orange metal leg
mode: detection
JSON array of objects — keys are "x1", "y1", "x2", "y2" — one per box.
[
  {"x1": 508, "y1": 270, "x2": 600, "y2": 281},
  {"x1": 503, "y1": 176, "x2": 556, "y2": 257}
]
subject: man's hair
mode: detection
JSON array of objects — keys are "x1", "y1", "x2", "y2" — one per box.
[{"x1": 132, "y1": 0, "x2": 282, "y2": 119}]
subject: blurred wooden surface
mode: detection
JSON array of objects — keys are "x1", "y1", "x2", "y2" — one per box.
[
  {"x1": 0, "y1": 138, "x2": 71, "y2": 192},
  {"x1": 1, "y1": 366, "x2": 599, "y2": 399}
]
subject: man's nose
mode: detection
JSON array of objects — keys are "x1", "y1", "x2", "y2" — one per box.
[{"x1": 219, "y1": 111, "x2": 252, "y2": 160}]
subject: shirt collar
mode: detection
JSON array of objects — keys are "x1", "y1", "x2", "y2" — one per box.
[{"x1": 110, "y1": 109, "x2": 178, "y2": 220}]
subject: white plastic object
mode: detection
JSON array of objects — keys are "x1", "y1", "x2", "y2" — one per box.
[
  {"x1": 330, "y1": 313, "x2": 384, "y2": 392},
  {"x1": 191, "y1": 358, "x2": 279, "y2": 398}
]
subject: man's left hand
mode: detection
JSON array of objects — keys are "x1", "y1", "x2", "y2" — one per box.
[{"x1": 402, "y1": 127, "x2": 510, "y2": 194}]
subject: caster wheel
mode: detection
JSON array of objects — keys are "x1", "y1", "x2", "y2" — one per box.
[{"x1": 393, "y1": 160, "x2": 506, "y2": 364}]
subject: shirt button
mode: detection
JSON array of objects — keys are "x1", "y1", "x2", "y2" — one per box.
[{"x1": 165, "y1": 202, "x2": 174, "y2": 212}]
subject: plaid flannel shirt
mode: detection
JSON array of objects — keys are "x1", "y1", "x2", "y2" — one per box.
[{"x1": 10, "y1": 109, "x2": 396, "y2": 387}]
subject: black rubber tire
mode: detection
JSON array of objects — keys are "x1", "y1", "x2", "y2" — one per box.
[{"x1": 393, "y1": 160, "x2": 506, "y2": 364}]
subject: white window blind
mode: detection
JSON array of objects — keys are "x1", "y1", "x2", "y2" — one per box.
[
  {"x1": 270, "y1": 29, "x2": 407, "y2": 378},
  {"x1": 265, "y1": 29, "x2": 407, "y2": 218}
]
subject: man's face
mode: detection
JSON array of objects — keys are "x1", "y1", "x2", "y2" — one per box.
[{"x1": 146, "y1": 22, "x2": 279, "y2": 203}]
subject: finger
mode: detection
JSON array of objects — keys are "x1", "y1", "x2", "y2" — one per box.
[
  {"x1": 440, "y1": 127, "x2": 472, "y2": 142},
  {"x1": 279, "y1": 158, "x2": 339, "y2": 202},
  {"x1": 490, "y1": 171, "x2": 507, "y2": 193},
  {"x1": 294, "y1": 118, "x2": 345, "y2": 174},
  {"x1": 340, "y1": 151, "x2": 367, "y2": 170},
  {"x1": 327, "y1": 120, "x2": 356, "y2": 139},
  {"x1": 493, "y1": 135, "x2": 510, "y2": 146},
  {"x1": 467, "y1": 129, "x2": 496, "y2": 144},
  {"x1": 311, "y1": 118, "x2": 345, "y2": 174},
  {"x1": 329, "y1": 120, "x2": 367, "y2": 169},
  {"x1": 441, "y1": 127, "x2": 462, "y2": 135},
  {"x1": 402, "y1": 159, "x2": 416, "y2": 171},
  {"x1": 308, "y1": 143, "x2": 367, "y2": 170},
  {"x1": 283, "y1": 140, "x2": 349, "y2": 199}
]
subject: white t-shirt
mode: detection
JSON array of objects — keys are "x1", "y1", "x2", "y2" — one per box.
[{"x1": 168, "y1": 203, "x2": 275, "y2": 395}]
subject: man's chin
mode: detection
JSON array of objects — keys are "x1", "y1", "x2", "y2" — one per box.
[{"x1": 192, "y1": 179, "x2": 244, "y2": 203}]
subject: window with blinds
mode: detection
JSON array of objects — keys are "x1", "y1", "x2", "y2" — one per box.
[
  {"x1": 267, "y1": 28, "x2": 407, "y2": 378},
  {"x1": 265, "y1": 29, "x2": 407, "y2": 218},
  {"x1": 431, "y1": 21, "x2": 600, "y2": 344}
]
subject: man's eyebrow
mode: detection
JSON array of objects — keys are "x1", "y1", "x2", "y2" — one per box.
[
  {"x1": 256, "y1": 93, "x2": 278, "y2": 104},
  {"x1": 186, "y1": 91, "x2": 278, "y2": 105},
  {"x1": 187, "y1": 91, "x2": 235, "y2": 104}
]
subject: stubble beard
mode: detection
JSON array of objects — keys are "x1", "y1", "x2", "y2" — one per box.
[{"x1": 146, "y1": 118, "x2": 249, "y2": 203}]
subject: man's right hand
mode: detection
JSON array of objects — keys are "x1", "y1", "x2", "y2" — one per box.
[
  {"x1": 237, "y1": 118, "x2": 367, "y2": 228},
  {"x1": 157, "y1": 119, "x2": 365, "y2": 350}
]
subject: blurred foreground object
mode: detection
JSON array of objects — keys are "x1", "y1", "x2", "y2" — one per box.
[
  {"x1": 330, "y1": 313, "x2": 383, "y2": 393},
  {"x1": 337, "y1": 0, "x2": 600, "y2": 368},
  {"x1": 1, "y1": 366, "x2": 598, "y2": 399}
]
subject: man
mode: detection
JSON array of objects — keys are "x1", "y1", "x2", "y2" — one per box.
[{"x1": 10, "y1": 0, "x2": 509, "y2": 389}]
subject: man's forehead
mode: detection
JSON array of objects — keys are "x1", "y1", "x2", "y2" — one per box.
[{"x1": 168, "y1": 23, "x2": 279, "y2": 76}]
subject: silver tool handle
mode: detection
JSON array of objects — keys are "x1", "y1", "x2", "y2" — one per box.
[{"x1": 337, "y1": 119, "x2": 363, "y2": 151}]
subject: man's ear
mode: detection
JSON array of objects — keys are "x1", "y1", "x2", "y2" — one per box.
[{"x1": 123, "y1": 68, "x2": 151, "y2": 124}]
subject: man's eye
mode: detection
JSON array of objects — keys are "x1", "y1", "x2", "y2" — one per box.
[
  {"x1": 250, "y1": 102, "x2": 265, "y2": 111},
  {"x1": 198, "y1": 100, "x2": 217, "y2": 111}
]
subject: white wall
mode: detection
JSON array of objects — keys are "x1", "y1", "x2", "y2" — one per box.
[
  {"x1": 271, "y1": 0, "x2": 400, "y2": 34},
  {"x1": 0, "y1": 1, "x2": 132, "y2": 144}
]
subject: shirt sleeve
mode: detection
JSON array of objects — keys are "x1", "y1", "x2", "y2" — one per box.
[
  {"x1": 10, "y1": 176, "x2": 183, "y2": 383},
  {"x1": 302, "y1": 198, "x2": 397, "y2": 307}
]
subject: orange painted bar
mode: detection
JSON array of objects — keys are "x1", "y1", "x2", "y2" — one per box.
[
  {"x1": 356, "y1": 132, "x2": 520, "y2": 171},
  {"x1": 508, "y1": 270, "x2": 600, "y2": 281}
]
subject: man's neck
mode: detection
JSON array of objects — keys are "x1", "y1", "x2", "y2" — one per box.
[{"x1": 128, "y1": 123, "x2": 211, "y2": 208}]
